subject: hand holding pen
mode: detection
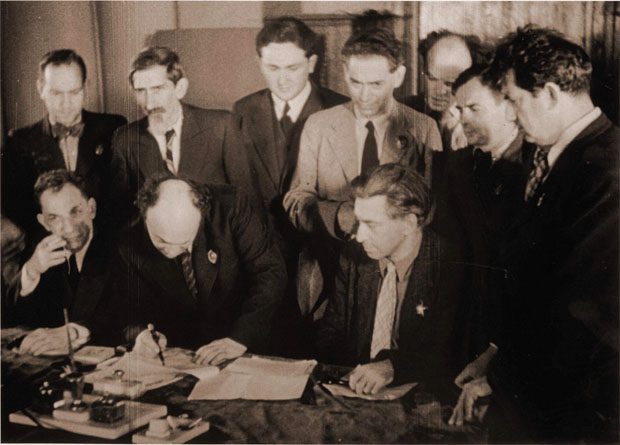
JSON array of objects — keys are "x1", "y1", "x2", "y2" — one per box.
[{"x1": 134, "y1": 324, "x2": 167, "y2": 365}]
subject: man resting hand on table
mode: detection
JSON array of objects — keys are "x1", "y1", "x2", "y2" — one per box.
[
  {"x1": 316, "y1": 164, "x2": 470, "y2": 395},
  {"x1": 23, "y1": 176, "x2": 286, "y2": 366}
]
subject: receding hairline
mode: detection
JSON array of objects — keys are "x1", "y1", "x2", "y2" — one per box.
[{"x1": 428, "y1": 35, "x2": 472, "y2": 63}]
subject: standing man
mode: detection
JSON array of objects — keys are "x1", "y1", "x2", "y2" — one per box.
[
  {"x1": 406, "y1": 31, "x2": 485, "y2": 150},
  {"x1": 486, "y1": 26, "x2": 619, "y2": 442},
  {"x1": 2, "y1": 49, "x2": 126, "y2": 240},
  {"x1": 316, "y1": 164, "x2": 468, "y2": 398},
  {"x1": 283, "y1": 26, "x2": 441, "y2": 320},
  {"x1": 8, "y1": 170, "x2": 111, "y2": 355},
  {"x1": 109, "y1": 47, "x2": 258, "y2": 226},
  {"x1": 233, "y1": 19, "x2": 347, "y2": 355}
]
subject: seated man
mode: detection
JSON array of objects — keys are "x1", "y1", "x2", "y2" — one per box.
[
  {"x1": 21, "y1": 176, "x2": 286, "y2": 366},
  {"x1": 9, "y1": 170, "x2": 111, "y2": 354},
  {"x1": 316, "y1": 164, "x2": 469, "y2": 396}
]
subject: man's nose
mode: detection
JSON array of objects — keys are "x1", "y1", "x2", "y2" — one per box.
[
  {"x1": 356, "y1": 224, "x2": 368, "y2": 242},
  {"x1": 359, "y1": 85, "x2": 371, "y2": 101},
  {"x1": 145, "y1": 91, "x2": 158, "y2": 110}
]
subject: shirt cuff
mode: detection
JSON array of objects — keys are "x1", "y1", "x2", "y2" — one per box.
[{"x1": 20, "y1": 265, "x2": 40, "y2": 297}]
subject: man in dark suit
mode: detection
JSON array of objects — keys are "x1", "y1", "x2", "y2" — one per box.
[
  {"x1": 10, "y1": 170, "x2": 110, "y2": 356},
  {"x1": 26, "y1": 176, "x2": 286, "y2": 365},
  {"x1": 2, "y1": 49, "x2": 126, "y2": 240},
  {"x1": 109, "y1": 47, "x2": 258, "y2": 227},
  {"x1": 233, "y1": 17, "x2": 348, "y2": 356},
  {"x1": 485, "y1": 26, "x2": 619, "y2": 442},
  {"x1": 316, "y1": 164, "x2": 469, "y2": 398}
]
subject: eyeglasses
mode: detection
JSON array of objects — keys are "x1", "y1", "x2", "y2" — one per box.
[{"x1": 423, "y1": 71, "x2": 455, "y2": 89}]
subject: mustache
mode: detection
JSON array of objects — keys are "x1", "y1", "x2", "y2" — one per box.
[{"x1": 147, "y1": 107, "x2": 166, "y2": 115}]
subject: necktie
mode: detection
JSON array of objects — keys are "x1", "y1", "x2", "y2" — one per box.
[
  {"x1": 370, "y1": 262, "x2": 397, "y2": 359},
  {"x1": 52, "y1": 122, "x2": 85, "y2": 139},
  {"x1": 67, "y1": 254, "x2": 80, "y2": 294},
  {"x1": 524, "y1": 146, "x2": 549, "y2": 201},
  {"x1": 179, "y1": 250, "x2": 198, "y2": 299},
  {"x1": 280, "y1": 102, "x2": 294, "y2": 139},
  {"x1": 361, "y1": 121, "x2": 379, "y2": 173},
  {"x1": 164, "y1": 129, "x2": 176, "y2": 174}
]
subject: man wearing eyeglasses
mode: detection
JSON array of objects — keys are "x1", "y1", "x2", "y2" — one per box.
[
  {"x1": 406, "y1": 31, "x2": 486, "y2": 150},
  {"x1": 7, "y1": 170, "x2": 111, "y2": 354}
]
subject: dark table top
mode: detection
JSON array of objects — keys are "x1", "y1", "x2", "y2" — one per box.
[{"x1": 1, "y1": 328, "x2": 483, "y2": 443}]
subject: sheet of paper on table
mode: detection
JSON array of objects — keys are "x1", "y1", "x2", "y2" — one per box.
[
  {"x1": 323, "y1": 382, "x2": 417, "y2": 401},
  {"x1": 188, "y1": 356, "x2": 317, "y2": 400},
  {"x1": 85, "y1": 348, "x2": 219, "y2": 391}
]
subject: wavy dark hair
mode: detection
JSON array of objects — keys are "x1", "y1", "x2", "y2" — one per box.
[
  {"x1": 129, "y1": 46, "x2": 185, "y2": 87},
  {"x1": 256, "y1": 16, "x2": 318, "y2": 57},
  {"x1": 34, "y1": 169, "x2": 89, "y2": 209}
]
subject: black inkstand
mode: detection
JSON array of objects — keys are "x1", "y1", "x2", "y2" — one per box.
[
  {"x1": 31, "y1": 379, "x2": 65, "y2": 414},
  {"x1": 91, "y1": 394, "x2": 125, "y2": 423}
]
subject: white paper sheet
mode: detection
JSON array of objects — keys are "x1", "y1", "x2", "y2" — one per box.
[
  {"x1": 323, "y1": 382, "x2": 417, "y2": 401},
  {"x1": 188, "y1": 356, "x2": 317, "y2": 400}
]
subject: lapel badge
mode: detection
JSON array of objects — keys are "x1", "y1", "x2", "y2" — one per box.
[
  {"x1": 416, "y1": 300, "x2": 428, "y2": 317},
  {"x1": 207, "y1": 250, "x2": 218, "y2": 264},
  {"x1": 95, "y1": 144, "x2": 104, "y2": 156}
]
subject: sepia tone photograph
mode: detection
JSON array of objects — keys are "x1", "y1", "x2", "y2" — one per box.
[{"x1": 1, "y1": 1, "x2": 618, "y2": 443}]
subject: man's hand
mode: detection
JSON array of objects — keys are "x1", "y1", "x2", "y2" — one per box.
[
  {"x1": 194, "y1": 338, "x2": 247, "y2": 366},
  {"x1": 347, "y1": 360, "x2": 394, "y2": 395},
  {"x1": 454, "y1": 344, "x2": 497, "y2": 388},
  {"x1": 336, "y1": 201, "x2": 356, "y2": 237},
  {"x1": 18, "y1": 324, "x2": 89, "y2": 356},
  {"x1": 449, "y1": 376, "x2": 492, "y2": 426},
  {"x1": 134, "y1": 329, "x2": 167, "y2": 360},
  {"x1": 24, "y1": 235, "x2": 68, "y2": 279}
]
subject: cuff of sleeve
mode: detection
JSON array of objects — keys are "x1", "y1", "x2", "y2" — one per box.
[
  {"x1": 20, "y1": 265, "x2": 40, "y2": 297},
  {"x1": 69, "y1": 323, "x2": 91, "y2": 346}
]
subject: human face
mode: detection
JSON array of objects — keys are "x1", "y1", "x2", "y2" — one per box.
[
  {"x1": 38, "y1": 63, "x2": 85, "y2": 125},
  {"x1": 455, "y1": 77, "x2": 515, "y2": 151},
  {"x1": 145, "y1": 205, "x2": 201, "y2": 259},
  {"x1": 354, "y1": 195, "x2": 416, "y2": 261},
  {"x1": 502, "y1": 70, "x2": 557, "y2": 146},
  {"x1": 37, "y1": 184, "x2": 95, "y2": 253},
  {"x1": 344, "y1": 55, "x2": 405, "y2": 120},
  {"x1": 424, "y1": 46, "x2": 472, "y2": 112},
  {"x1": 132, "y1": 65, "x2": 186, "y2": 132},
  {"x1": 259, "y1": 42, "x2": 317, "y2": 102}
]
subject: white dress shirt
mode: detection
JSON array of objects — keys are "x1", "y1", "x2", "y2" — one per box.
[
  {"x1": 148, "y1": 112, "x2": 184, "y2": 173},
  {"x1": 353, "y1": 100, "x2": 393, "y2": 173},
  {"x1": 271, "y1": 81, "x2": 312, "y2": 123}
]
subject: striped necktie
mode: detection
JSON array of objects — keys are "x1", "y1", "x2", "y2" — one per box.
[
  {"x1": 179, "y1": 250, "x2": 198, "y2": 299},
  {"x1": 524, "y1": 146, "x2": 549, "y2": 201},
  {"x1": 165, "y1": 129, "x2": 176, "y2": 174}
]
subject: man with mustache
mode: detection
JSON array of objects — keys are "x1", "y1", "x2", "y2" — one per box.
[
  {"x1": 109, "y1": 47, "x2": 258, "y2": 227},
  {"x1": 8, "y1": 170, "x2": 111, "y2": 354}
]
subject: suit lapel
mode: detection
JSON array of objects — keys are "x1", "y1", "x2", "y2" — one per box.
[
  {"x1": 327, "y1": 102, "x2": 358, "y2": 183},
  {"x1": 178, "y1": 104, "x2": 204, "y2": 176},
  {"x1": 355, "y1": 259, "x2": 382, "y2": 361},
  {"x1": 136, "y1": 117, "x2": 167, "y2": 179},
  {"x1": 71, "y1": 235, "x2": 106, "y2": 321},
  {"x1": 75, "y1": 111, "x2": 97, "y2": 176},
  {"x1": 382, "y1": 103, "x2": 414, "y2": 164},
  {"x1": 193, "y1": 218, "x2": 219, "y2": 308},
  {"x1": 249, "y1": 92, "x2": 282, "y2": 188},
  {"x1": 36, "y1": 119, "x2": 66, "y2": 171}
]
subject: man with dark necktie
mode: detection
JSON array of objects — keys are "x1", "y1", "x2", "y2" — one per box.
[
  {"x1": 7, "y1": 170, "x2": 111, "y2": 354},
  {"x1": 283, "y1": 23, "x2": 441, "y2": 321},
  {"x1": 2, "y1": 49, "x2": 126, "y2": 241},
  {"x1": 109, "y1": 46, "x2": 259, "y2": 228}
]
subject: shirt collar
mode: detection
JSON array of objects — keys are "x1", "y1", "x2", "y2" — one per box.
[
  {"x1": 353, "y1": 97, "x2": 394, "y2": 134},
  {"x1": 482, "y1": 127, "x2": 519, "y2": 162},
  {"x1": 546, "y1": 107, "x2": 601, "y2": 168},
  {"x1": 378, "y1": 232, "x2": 421, "y2": 282},
  {"x1": 271, "y1": 81, "x2": 312, "y2": 123}
]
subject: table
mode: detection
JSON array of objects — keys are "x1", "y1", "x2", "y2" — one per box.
[{"x1": 1, "y1": 328, "x2": 483, "y2": 443}]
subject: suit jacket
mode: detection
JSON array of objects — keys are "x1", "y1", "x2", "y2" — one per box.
[
  {"x1": 283, "y1": 101, "x2": 442, "y2": 239},
  {"x1": 108, "y1": 103, "x2": 259, "y2": 227},
  {"x1": 90, "y1": 185, "x2": 286, "y2": 353},
  {"x1": 316, "y1": 230, "x2": 471, "y2": 396},
  {"x1": 7, "y1": 232, "x2": 112, "y2": 328},
  {"x1": 1, "y1": 110, "x2": 127, "y2": 237},
  {"x1": 489, "y1": 114, "x2": 620, "y2": 442}
]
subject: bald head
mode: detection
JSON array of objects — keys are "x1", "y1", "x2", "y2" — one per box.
[
  {"x1": 144, "y1": 179, "x2": 203, "y2": 258},
  {"x1": 425, "y1": 35, "x2": 473, "y2": 112}
]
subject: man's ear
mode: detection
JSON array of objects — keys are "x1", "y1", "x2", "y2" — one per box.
[
  {"x1": 543, "y1": 82, "x2": 561, "y2": 110},
  {"x1": 87, "y1": 198, "x2": 97, "y2": 219},
  {"x1": 504, "y1": 99, "x2": 517, "y2": 123},
  {"x1": 308, "y1": 54, "x2": 318, "y2": 74},
  {"x1": 403, "y1": 212, "x2": 419, "y2": 234},
  {"x1": 174, "y1": 78, "x2": 189, "y2": 100},
  {"x1": 392, "y1": 65, "x2": 407, "y2": 89},
  {"x1": 36, "y1": 213, "x2": 50, "y2": 232}
]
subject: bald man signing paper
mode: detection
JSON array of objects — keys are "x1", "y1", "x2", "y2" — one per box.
[{"x1": 27, "y1": 176, "x2": 286, "y2": 365}]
